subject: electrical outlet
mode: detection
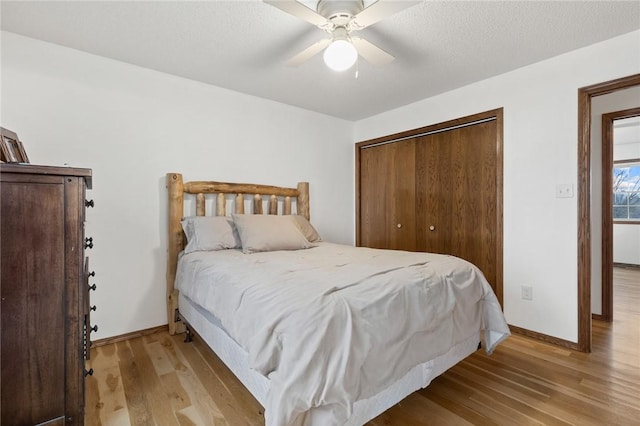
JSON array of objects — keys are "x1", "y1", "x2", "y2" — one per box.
[
  {"x1": 556, "y1": 184, "x2": 574, "y2": 198},
  {"x1": 521, "y1": 285, "x2": 533, "y2": 301}
]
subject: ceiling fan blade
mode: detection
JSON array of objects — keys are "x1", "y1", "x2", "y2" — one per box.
[
  {"x1": 351, "y1": 0, "x2": 421, "y2": 30},
  {"x1": 264, "y1": 0, "x2": 327, "y2": 27},
  {"x1": 286, "y1": 38, "x2": 331, "y2": 66},
  {"x1": 352, "y1": 37, "x2": 394, "y2": 66}
]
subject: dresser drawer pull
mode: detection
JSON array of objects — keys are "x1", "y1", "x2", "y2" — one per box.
[
  {"x1": 85, "y1": 199, "x2": 95, "y2": 208},
  {"x1": 88, "y1": 283, "x2": 97, "y2": 292},
  {"x1": 85, "y1": 368, "x2": 94, "y2": 377},
  {"x1": 90, "y1": 305, "x2": 97, "y2": 312},
  {"x1": 84, "y1": 237, "x2": 94, "y2": 249},
  {"x1": 89, "y1": 324, "x2": 98, "y2": 333}
]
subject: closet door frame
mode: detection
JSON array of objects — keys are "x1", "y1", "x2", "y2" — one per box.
[{"x1": 355, "y1": 108, "x2": 503, "y2": 305}]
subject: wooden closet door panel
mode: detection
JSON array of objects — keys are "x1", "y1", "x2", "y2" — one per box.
[
  {"x1": 359, "y1": 140, "x2": 416, "y2": 251},
  {"x1": 1, "y1": 177, "x2": 66, "y2": 425},
  {"x1": 416, "y1": 131, "x2": 453, "y2": 255},
  {"x1": 416, "y1": 120, "x2": 498, "y2": 288},
  {"x1": 474, "y1": 121, "x2": 499, "y2": 288}
]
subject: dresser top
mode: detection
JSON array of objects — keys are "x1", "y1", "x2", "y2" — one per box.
[{"x1": 0, "y1": 163, "x2": 92, "y2": 188}]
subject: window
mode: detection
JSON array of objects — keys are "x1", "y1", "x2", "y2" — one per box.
[{"x1": 613, "y1": 162, "x2": 640, "y2": 221}]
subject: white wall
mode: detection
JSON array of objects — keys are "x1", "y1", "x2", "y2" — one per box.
[
  {"x1": 1, "y1": 32, "x2": 355, "y2": 339},
  {"x1": 614, "y1": 225, "x2": 640, "y2": 265},
  {"x1": 614, "y1": 119, "x2": 640, "y2": 160},
  {"x1": 591, "y1": 87, "x2": 640, "y2": 313},
  {"x1": 4, "y1": 29, "x2": 640, "y2": 344},
  {"x1": 354, "y1": 30, "x2": 640, "y2": 343}
]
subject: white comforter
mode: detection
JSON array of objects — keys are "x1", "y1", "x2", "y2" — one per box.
[{"x1": 175, "y1": 242, "x2": 510, "y2": 426}]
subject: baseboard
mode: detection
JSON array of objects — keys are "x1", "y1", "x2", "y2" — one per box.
[
  {"x1": 508, "y1": 324, "x2": 579, "y2": 351},
  {"x1": 91, "y1": 324, "x2": 169, "y2": 348},
  {"x1": 613, "y1": 262, "x2": 640, "y2": 269}
]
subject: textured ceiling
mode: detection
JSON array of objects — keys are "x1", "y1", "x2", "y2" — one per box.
[{"x1": 2, "y1": 0, "x2": 639, "y2": 121}]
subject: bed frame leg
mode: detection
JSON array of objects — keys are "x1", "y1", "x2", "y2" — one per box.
[{"x1": 184, "y1": 325, "x2": 193, "y2": 343}]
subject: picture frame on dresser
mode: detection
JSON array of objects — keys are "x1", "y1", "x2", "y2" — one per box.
[{"x1": 0, "y1": 127, "x2": 29, "y2": 163}]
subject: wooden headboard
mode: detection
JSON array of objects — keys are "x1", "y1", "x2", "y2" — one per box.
[{"x1": 165, "y1": 172, "x2": 310, "y2": 334}]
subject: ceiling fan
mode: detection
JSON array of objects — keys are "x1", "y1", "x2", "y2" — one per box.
[{"x1": 264, "y1": 0, "x2": 421, "y2": 72}]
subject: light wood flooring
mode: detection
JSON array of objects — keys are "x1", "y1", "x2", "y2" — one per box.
[{"x1": 85, "y1": 267, "x2": 640, "y2": 425}]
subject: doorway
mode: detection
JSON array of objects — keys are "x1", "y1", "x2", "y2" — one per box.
[
  {"x1": 599, "y1": 110, "x2": 640, "y2": 322},
  {"x1": 577, "y1": 73, "x2": 640, "y2": 352}
]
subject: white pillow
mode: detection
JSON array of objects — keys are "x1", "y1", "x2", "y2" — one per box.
[
  {"x1": 232, "y1": 214, "x2": 313, "y2": 254},
  {"x1": 181, "y1": 216, "x2": 241, "y2": 253},
  {"x1": 292, "y1": 215, "x2": 322, "y2": 243}
]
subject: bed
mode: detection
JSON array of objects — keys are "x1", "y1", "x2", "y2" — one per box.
[{"x1": 166, "y1": 172, "x2": 510, "y2": 426}]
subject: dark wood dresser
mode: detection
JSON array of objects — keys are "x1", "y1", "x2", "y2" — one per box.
[{"x1": 1, "y1": 164, "x2": 95, "y2": 425}]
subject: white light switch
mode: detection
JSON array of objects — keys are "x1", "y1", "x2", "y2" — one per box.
[
  {"x1": 521, "y1": 285, "x2": 533, "y2": 301},
  {"x1": 556, "y1": 184, "x2": 574, "y2": 198}
]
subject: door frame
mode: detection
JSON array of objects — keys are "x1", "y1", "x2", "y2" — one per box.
[
  {"x1": 598, "y1": 107, "x2": 640, "y2": 323},
  {"x1": 355, "y1": 108, "x2": 503, "y2": 306},
  {"x1": 577, "y1": 73, "x2": 640, "y2": 352}
]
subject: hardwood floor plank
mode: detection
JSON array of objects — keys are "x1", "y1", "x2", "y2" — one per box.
[
  {"x1": 158, "y1": 371, "x2": 192, "y2": 413},
  {"x1": 175, "y1": 405, "x2": 207, "y2": 425},
  {"x1": 448, "y1": 363, "x2": 570, "y2": 426},
  {"x1": 116, "y1": 341, "x2": 155, "y2": 426},
  {"x1": 128, "y1": 338, "x2": 181, "y2": 426},
  {"x1": 473, "y1": 342, "x2": 639, "y2": 425},
  {"x1": 372, "y1": 391, "x2": 475, "y2": 426},
  {"x1": 188, "y1": 333, "x2": 265, "y2": 424},
  {"x1": 579, "y1": 377, "x2": 640, "y2": 406},
  {"x1": 417, "y1": 375, "x2": 499, "y2": 425},
  {"x1": 167, "y1": 334, "x2": 257, "y2": 426},
  {"x1": 162, "y1": 335, "x2": 227, "y2": 425},
  {"x1": 84, "y1": 367, "x2": 102, "y2": 426},
  {"x1": 459, "y1": 355, "x2": 553, "y2": 399},
  {"x1": 441, "y1": 365, "x2": 571, "y2": 426},
  {"x1": 87, "y1": 344, "x2": 131, "y2": 426},
  {"x1": 144, "y1": 339, "x2": 176, "y2": 377},
  {"x1": 86, "y1": 267, "x2": 639, "y2": 425}
]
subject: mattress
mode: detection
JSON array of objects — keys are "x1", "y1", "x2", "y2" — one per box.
[
  {"x1": 178, "y1": 292, "x2": 481, "y2": 425},
  {"x1": 175, "y1": 242, "x2": 510, "y2": 425}
]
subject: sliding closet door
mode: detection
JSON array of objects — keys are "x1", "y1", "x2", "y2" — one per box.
[
  {"x1": 416, "y1": 119, "x2": 499, "y2": 289},
  {"x1": 357, "y1": 109, "x2": 503, "y2": 303},
  {"x1": 358, "y1": 139, "x2": 416, "y2": 251}
]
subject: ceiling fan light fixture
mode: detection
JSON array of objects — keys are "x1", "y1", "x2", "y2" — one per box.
[{"x1": 323, "y1": 39, "x2": 358, "y2": 72}]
